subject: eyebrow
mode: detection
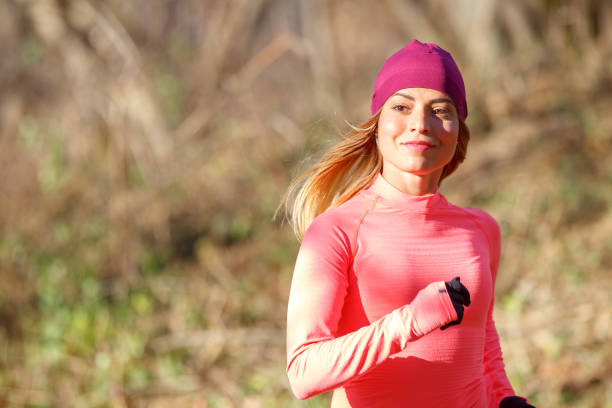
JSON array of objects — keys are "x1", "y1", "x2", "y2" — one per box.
[{"x1": 393, "y1": 92, "x2": 455, "y2": 106}]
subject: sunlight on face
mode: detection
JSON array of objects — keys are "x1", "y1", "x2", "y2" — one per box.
[{"x1": 376, "y1": 88, "x2": 460, "y2": 186}]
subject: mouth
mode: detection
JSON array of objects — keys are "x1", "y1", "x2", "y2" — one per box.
[{"x1": 400, "y1": 140, "x2": 436, "y2": 151}]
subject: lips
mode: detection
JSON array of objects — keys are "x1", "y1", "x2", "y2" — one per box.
[{"x1": 400, "y1": 140, "x2": 435, "y2": 151}]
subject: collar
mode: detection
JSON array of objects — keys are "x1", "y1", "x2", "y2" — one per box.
[{"x1": 362, "y1": 173, "x2": 448, "y2": 212}]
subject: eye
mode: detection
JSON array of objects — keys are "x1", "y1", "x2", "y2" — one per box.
[
  {"x1": 392, "y1": 104, "x2": 410, "y2": 112},
  {"x1": 433, "y1": 107, "x2": 451, "y2": 117}
]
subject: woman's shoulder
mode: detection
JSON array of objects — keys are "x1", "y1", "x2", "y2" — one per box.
[
  {"x1": 453, "y1": 204, "x2": 501, "y2": 236},
  {"x1": 305, "y1": 191, "x2": 375, "y2": 238},
  {"x1": 451, "y1": 205, "x2": 502, "y2": 256},
  {"x1": 460, "y1": 206, "x2": 499, "y2": 224}
]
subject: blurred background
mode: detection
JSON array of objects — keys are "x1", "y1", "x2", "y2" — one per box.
[{"x1": 0, "y1": 0, "x2": 611, "y2": 407}]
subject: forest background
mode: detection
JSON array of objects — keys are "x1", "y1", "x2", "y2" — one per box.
[{"x1": 0, "y1": 0, "x2": 611, "y2": 407}]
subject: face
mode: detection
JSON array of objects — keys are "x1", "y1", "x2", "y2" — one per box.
[{"x1": 376, "y1": 88, "x2": 460, "y2": 183}]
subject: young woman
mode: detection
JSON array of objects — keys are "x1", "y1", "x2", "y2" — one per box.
[{"x1": 279, "y1": 40, "x2": 534, "y2": 408}]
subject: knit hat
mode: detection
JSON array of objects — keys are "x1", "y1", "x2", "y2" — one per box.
[{"x1": 370, "y1": 40, "x2": 467, "y2": 120}]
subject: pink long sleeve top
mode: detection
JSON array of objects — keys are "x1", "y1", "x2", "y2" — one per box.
[{"x1": 286, "y1": 174, "x2": 516, "y2": 407}]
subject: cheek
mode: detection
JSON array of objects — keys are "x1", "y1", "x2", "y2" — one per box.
[
  {"x1": 441, "y1": 121, "x2": 459, "y2": 139},
  {"x1": 378, "y1": 115, "x2": 405, "y2": 139},
  {"x1": 437, "y1": 123, "x2": 459, "y2": 153}
]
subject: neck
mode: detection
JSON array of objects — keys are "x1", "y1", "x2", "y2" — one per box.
[{"x1": 381, "y1": 167, "x2": 441, "y2": 195}]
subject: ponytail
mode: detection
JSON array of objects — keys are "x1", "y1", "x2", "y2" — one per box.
[{"x1": 276, "y1": 113, "x2": 382, "y2": 239}]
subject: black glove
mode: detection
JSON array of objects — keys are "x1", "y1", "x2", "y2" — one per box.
[
  {"x1": 440, "y1": 276, "x2": 471, "y2": 330},
  {"x1": 499, "y1": 396, "x2": 535, "y2": 408}
]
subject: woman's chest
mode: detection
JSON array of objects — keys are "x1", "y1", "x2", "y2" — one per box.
[{"x1": 348, "y1": 215, "x2": 493, "y2": 324}]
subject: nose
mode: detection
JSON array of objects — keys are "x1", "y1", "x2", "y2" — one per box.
[{"x1": 410, "y1": 107, "x2": 430, "y2": 134}]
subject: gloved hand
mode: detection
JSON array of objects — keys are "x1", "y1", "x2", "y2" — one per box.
[
  {"x1": 440, "y1": 277, "x2": 471, "y2": 330},
  {"x1": 499, "y1": 396, "x2": 536, "y2": 407}
]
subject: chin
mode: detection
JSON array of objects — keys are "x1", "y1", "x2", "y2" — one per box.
[{"x1": 398, "y1": 162, "x2": 436, "y2": 174}]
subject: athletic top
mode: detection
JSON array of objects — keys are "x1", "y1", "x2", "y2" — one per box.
[{"x1": 286, "y1": 173, "x2": 516, "y2": 407}]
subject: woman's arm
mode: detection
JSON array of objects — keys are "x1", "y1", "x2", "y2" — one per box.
[
  {"x1": 286, "y1": 213, "x2": 457, "y2": 399},
  {"x1": 476, "y1": 210, "x2": 533, "y2": 407},
  {"x1": 483, "y1": 302, "x2": 516, "y2": 406},
  {"x1": 483, "y1": 306, "x2": 534, "y2": 407}
]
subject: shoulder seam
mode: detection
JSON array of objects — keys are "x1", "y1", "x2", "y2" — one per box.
[
  {"x1": 457, "y1": 207, "x2": 495, "y2": 273},
  {"x1": 350, "y1": 196, "x2": 379, "y2": 258}
]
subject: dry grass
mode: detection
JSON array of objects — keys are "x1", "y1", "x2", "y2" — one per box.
[{"x1": 0, "y1": 0, "x2": 610, "y2": 407}]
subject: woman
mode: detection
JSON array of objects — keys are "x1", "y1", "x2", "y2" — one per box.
[{"x1": 279, "y1": 40, "x2": 534, "y2": 408}]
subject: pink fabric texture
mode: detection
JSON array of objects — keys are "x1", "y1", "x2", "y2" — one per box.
[
  {"x1": 370, "y1": 39, "x2": 468, "y2": 120},
  {"x1": 286, "y1": 174, "x2": 515, "y2": 407}
]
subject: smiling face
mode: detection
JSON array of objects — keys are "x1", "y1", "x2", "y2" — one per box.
[{"x1": 376, "y1": 87, "x2": 460, "y2": 188}]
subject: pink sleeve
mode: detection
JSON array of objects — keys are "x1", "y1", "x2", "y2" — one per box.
[
  {"x1": 482, "y1": 216, "x2": 516, "y2": 407},
  {"x1": 286, "y1": 213, "x2": 457, "y2": 400},
  {"x1": 484, "y1": 304, "x2": 516, "y2": 406}
]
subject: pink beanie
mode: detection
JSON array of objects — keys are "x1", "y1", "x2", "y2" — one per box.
[{"x1": 370, "y1": 40, "x2": 467, "y2": 120}]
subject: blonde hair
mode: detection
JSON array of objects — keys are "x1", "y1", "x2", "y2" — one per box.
[{"x1": 277, "y1": 114, "x2": 470, "y2": 239}]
